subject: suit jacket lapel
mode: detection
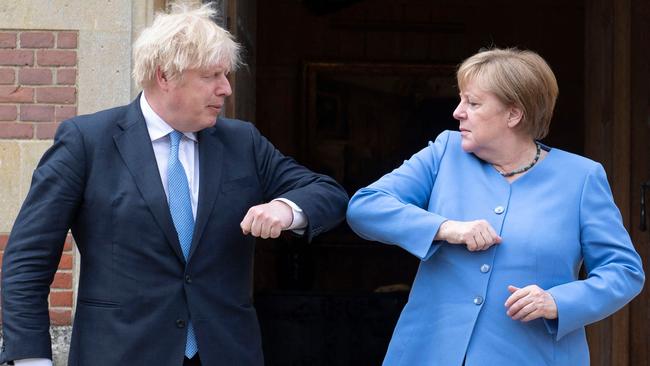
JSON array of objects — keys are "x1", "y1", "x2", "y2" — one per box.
[
  {"x1": 113, "y1": 97, "x2": 186, "y2": 264},
  {"x1": 188, "y1": 125, "x2": 225, "y2": 260}
]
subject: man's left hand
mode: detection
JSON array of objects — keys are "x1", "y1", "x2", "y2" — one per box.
[
  {"x1": 504, "y1": 284, "x2": 558, "y2": 321},
  {"x1": 240, "y1": 201, "x2": 293, "y2": 239}
]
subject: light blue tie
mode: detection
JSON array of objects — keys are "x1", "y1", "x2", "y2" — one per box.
[{"x1": 167, "y1": 130, "x2": 198, "y2": 358}]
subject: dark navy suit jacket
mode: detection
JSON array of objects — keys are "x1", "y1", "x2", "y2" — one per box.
[{"x1": 0, "y1": 95, "x2": 348, "y2": 365}]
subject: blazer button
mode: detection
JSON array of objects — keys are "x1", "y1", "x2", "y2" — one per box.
[
  {"x1": 473, "y1": 296, "x2": 484, "y2": 305},
  {"x1": 480, "y1": 264, "x2": 491, "y2": 273},
  {"x1": 176, "y1": 319, "x2": 186, "y2": 328},
  {"x1": 185, "y1": 275, "x2": 192, "y2": 284},
  {"x1": 494, "y1": 206, "x2": 505, "y2": 214}
]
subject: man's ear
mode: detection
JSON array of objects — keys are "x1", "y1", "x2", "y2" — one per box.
[
  {"x1": 507, "y1": 106, "x2": 524, "y2": 128},
  {"x1": 155, "y1": 67, "x2": 170, "y2": 91}
]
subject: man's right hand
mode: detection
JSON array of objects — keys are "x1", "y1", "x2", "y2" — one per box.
[
  {"x1": 240, "y1": 201, "x2": 294, "y2": 239},
  {"x1": 435, "y1": 219, "x2": 502, "y2": 251}
]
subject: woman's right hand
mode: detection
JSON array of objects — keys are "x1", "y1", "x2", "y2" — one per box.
[{"x1": 435, "y1": 219, "x2": 502, "y2": 251}]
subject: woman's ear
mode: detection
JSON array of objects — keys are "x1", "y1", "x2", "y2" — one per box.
[{"x1": 507, "y1": 106, "x2": 524, "y2": 128}]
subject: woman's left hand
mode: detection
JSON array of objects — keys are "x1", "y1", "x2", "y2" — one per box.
[{"x1": 504, "y1": 285, "x2": 558, "y2": 321}]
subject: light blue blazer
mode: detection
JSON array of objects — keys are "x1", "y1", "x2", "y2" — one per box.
[{"x1": 347, "y1": 131, "x2": 644, "y2": 366}]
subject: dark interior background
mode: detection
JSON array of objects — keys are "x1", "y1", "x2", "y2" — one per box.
[{"x1": 250, "y1": 1, "x2": 585, "y2": 364}]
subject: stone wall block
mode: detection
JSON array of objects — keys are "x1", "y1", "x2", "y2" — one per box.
[{"x1": 0, "y1": 143, "x2": 22, "y2": 229}]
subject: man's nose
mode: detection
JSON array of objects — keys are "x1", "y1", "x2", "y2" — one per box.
[{"x1": 217, "y1": 75, "x2": 232, "y2": 97}]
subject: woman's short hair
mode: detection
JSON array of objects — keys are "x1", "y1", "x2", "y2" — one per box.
[
  {"x1": 456, "y1": 48, "x2": 558, "y2": 140},
  {"x1": 132, "y1": 1, "x2": 241, "y2": 88}
]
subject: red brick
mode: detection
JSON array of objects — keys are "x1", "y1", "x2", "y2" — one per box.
[
  {"x1": 36, "y1": 87, "x2": 76, "y2": 104},
  {"x1": 64, "y1": 235, "x2": 74, "y2": 250},
  {"x1": 56, "y1": 68, "x2": 76, "y2": 85},
  {"x1": 0, "y1": 49, "x2": 34, "y2": 66},
  {"x1": 57, "y1": 32, "x2": 77, "y2": 49},
  {"x1": 58, "y1": 253, "x2": 73, "y2": 269},
  {"x1": 20, "y1": 105, "x2": 54, "y2": 122},
  {"x1": 0, "y1": 234, "x2": 8, "y2": 250},
  {"x1": 0, "y1": 122, "x2": 33, "y2": 138},
  {"x1": 0, "y1": 33, "x2": 17, "y2": 48},
  {"x1": 0, "y1": 85, "x2": 34, "y2": 103},
  {"x1": 50, "y1": 291, "x2": 73, "y2": 307},
  {"x1": 55, "y1": 105, "x2": 77, "y2": 122},
  {"x1": 0, "y1": 105, "x2": 17, "y2": 121},
  {"x1": 20, "y1": 32, "x2": 55, "y2": 48},
  {"x1": 18, "y1": 68, "x2": 52, "y2": 85},
  {"x1": 36, "y1": 50, "x2": 76, "y2": 66},
  {"x1": 0, "y1": 68, "x2": 14, "y2": 84},
  {"x1": 49, "y1": 309, "x2": 72, "y2": 325},
  {"x1": 52, "y1": 272, "x2": 72, "y2": 289},
  {"x1": 35, "y1": 122, "x2": 60, "y2": 139}
]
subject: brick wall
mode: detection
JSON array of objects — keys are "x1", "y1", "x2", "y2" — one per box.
[
  {"x1": 0, "y1": 30, "x2": 78, "y2": 326},
  {"x1": 0, "y1": 30, "x2": 78, "y2": 139},
  {"x1": 0, "y1": 234, "x2": 74, "y2": 325}
]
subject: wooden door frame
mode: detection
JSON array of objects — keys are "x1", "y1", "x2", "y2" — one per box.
[
  {"x1": 221, "y1": 0, "x2": 256, "y2": 123},
  {"x1": 584, "y1": 0, "x2": 637, "y2": 364},
  {"x1": 629, "y1": 0, "x2": 650, "y2": 364}
]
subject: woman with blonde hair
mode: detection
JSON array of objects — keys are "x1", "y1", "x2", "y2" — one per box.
[{"x1": 346, "y1": 48, "x2": 644, "y2": 365}]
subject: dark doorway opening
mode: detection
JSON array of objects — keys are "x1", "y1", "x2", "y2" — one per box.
[{"x1": 252, "y1": 1, "x2": 585, "y2": 364}]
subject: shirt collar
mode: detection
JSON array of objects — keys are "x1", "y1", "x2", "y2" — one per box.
[{"x1": 140, "y1": 92, "x2": 197, "y2": 143}]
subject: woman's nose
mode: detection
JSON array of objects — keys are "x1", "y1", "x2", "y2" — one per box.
[{"x1": 452, "y1": 103, "x2": 465, "y2": 120}]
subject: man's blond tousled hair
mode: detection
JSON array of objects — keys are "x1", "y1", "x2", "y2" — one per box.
[
  {"x1": 457, "y1": 48, "x2": 558, "y2": 140},
  {"x1": 132, "y1": 1, "x2": 241, "y2": 88}
]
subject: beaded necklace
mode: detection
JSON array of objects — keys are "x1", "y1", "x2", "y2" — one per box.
[{"x1": 496, "y1": 142, "x2": 541, "y2": 177}]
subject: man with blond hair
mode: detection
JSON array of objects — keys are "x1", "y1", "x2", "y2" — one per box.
[{"x1": 0, "y1": 3, "x2": 348, "y2": 366}]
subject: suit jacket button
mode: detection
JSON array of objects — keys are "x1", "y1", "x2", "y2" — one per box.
[
  {"x1": 176, "y1": 319, "x2": 186, "y2": 328},
  {"x1": 494, "y1": 206, "x2": 505, "y2": 214},
  {"x1": 473, "y1": 296, "x2": 484, "y2": 305},
  {"x1": 185, "y1": 275, "x2": 192, "y2": 284}
]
